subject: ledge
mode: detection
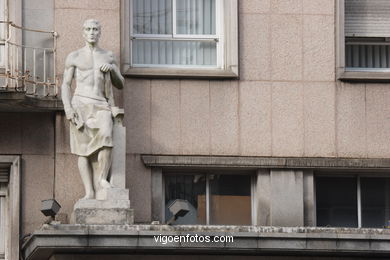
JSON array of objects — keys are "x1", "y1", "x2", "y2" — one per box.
[
  {"x1": 122, "y1": 67, "x2": 239, "y2": 79},
  {"x1": 22, "y1": 225, "x2": 390, "y2": 259},
  {"x1": 141, "y1": 155, "x2": 390, "y2": 171},
  {"x1": 0, "y1": 91, "x2": 63, "y2": 112},
  {"x1": 338, "y1": 71, "x2": 390, "y2": 83}
]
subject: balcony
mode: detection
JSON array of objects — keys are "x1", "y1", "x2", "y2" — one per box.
[{"x1": 0, "y1": 21, "x2": 62, "y2": 111}]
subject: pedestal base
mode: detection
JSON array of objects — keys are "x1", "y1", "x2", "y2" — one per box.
[{"x1": 71, "y1": 188, "x2": 134, "y2": 225}]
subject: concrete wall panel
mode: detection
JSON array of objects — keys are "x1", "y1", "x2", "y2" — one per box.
[
  {"x1": 22, "y1": 113, "x2": 54, "y2": 155},
  {"x1": 304, "y1": 82, "x2": 336, "y2": 157},
  {"x1": 239, "y1": 0, "x2": 271, "y2": 14},
  {"x1": 180, "y1": 80, "x2": 210, "y2": 155},
  {"x1": 303, "y1": 0, "x2": 334, "y2": 15},
  {"x1": 303, "y1": 15, "x2": 335, "y2": 81},
  {"x1": 336, "y1": 83, "x2": 366, "y2": 157},
  {"x1": 151, "y1": 80, "x2": 181, "y2": 154},
  {"x1": 240, "y1": 14, "x2": 270, "y2": 81},
  {"x1": 271, "y1": 15, "x2": 303, "y2": 81},
  {"x1": 127, "y1": 154, "x2": 151, "y2": 223},
  {"x1": 272, "y1": 82, "x2": 304, "y2": 156},
  {"x1": 125, "y1": 79, "x2": 152, "y2": 154},
  {"x1": 239, "y1": 81, "x2": 272, "y2": 156},
  {"x1": 0, "y1": 113, "x2": 22, "y2": 154},
  {"x1": 210, "y1": 81, "x2": 239, "y2": 155},
  {"x1": 366, "y1": 84, "x2": 390, "y2": 158},
  {"x1": 22, "y1": 155, "x2": 54, "y2": 235},
  {"x1": 271, "y1": 0, "x2": 302, "y2": 14},
  {"x1": 270, "y1": 170, "x2": 304, "y2": 227}
]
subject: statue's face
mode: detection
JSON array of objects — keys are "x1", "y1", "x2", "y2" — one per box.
[{"x1": 83, "y1": 21, "x2": 101, "y2": 44}]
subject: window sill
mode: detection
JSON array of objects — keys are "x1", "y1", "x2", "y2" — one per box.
[
  {"x1": 338, "y1": 70, "x2": 390, "y2": 83},
  {"x1": 122, "y1": 66, "x2": 239, "y2": 79}
]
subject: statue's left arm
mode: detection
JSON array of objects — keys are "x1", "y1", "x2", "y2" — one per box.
[{"x1": 100, "y1": 52, "x2": 124, "y2": 89}]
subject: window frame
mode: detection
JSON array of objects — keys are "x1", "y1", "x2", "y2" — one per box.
[
  {"x1": 121, "y1": 0, "x2": 239, "y2": 79},
  {"x1": 161, "y1": 171, "x2": 255, "y2": 225},
  {"x1": 0, "y1": 156, "x2": 20, "y2": 260},
  {"x1": 337, "y1": 0, "x2": 390, "y2": 82},
  {"x1": 315, "y1": 173, "x2": 390, "y2": 228}
]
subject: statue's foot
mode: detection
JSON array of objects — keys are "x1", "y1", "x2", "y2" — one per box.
[
  {"x1": 81, "y1": 192, "x2": 94, "y2": 200},
  {"x1": 100, "y1": 179, "x2": 112, "y2": 189}
]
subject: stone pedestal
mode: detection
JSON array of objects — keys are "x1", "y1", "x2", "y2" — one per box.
[
  {"x1": 71, "y1": 109, "x2": 134, "y2": 225},
  {"x1": 71, "y1": 193, "x2": 134, "y2": 225}
]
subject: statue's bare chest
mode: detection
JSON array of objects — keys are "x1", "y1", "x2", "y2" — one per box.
[{"x1": 74, "y1": 51, "x2": 111, "y2": 71}]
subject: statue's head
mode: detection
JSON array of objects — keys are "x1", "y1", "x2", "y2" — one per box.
[{"x1": 83, "y1": 19, "x2": 101, "y2": 45}]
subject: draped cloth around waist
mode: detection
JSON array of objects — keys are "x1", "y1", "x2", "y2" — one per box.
[{"x1": 70, "y1": 94, "x2": 113, "y2": 157}]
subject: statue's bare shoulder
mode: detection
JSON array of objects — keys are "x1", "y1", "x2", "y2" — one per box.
[{"x1": 64, "y1": 49, "x2": 82, "y2": 68}]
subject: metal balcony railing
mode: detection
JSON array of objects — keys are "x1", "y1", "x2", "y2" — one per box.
[{"x1": 0, "y1": 21, "x2": 58, "y2": 97}]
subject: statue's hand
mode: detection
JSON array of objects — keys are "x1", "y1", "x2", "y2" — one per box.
[
  {"x1": 65, "y1": 107, "x2": 78, "y2": 125},
  {"x1": 100, "y1": 63, "x2": 113, "y2": 73}
]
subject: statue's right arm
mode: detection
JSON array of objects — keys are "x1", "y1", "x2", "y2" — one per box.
[{"x1": 61, "y1": 54, "x2": 76, "y2": 123}]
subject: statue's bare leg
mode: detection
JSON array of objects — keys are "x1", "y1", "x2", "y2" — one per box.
[
  {"x1": 96, "y1": 147, "x2": 113, "y2": 189},
  {"x1": 78, "y1": 156, "x2": 94, "y2": 199}
]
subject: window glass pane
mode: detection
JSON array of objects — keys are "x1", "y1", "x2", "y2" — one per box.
[
  {"x1": 165, "y1": 174, "x2": 206, "y2": 224},
  {"x1": 209, "y1": 175, "x2": 251, "y2": 225},
  {"x1": 0, "y1": 196, "x2": 4, "y2": 254},
  {"x1": 176, "y1": 0, "x2": 216, "y2": 35},
  {"x1": 361, "y1": 177, "x2": 390, "y2": 228},
  {"x1": 132, "y1": 40, "x2": 217, "y2": 66},
  {"x1": 316, "y1": 177, "x2": 358, "y2": 227},
  {"x1": 133, "y1": 0, "x2": 172, "y2": 34}
]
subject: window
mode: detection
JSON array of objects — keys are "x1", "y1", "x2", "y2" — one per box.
[
  {"x1": 164, "y1": 173, "x2": 253, "y2": 225},
  {"x1": 316, "y1": 175, "x2": 390, "y2": 228},
  {"x1": 338, "y1": 0, "x2": 390, "y2": 80},
  {"x1": 0, "y1": 156, "x2": 20, "y2": 260},
  {"x1": 122, "y1": 0, "x2": 238, "y2": 78}
]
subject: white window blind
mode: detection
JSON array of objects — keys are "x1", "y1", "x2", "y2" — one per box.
[
  {"x1": 131, "y1": 0, "x2": 219, "y2": 67},
  {"x1": 345, "y1": 0, "x2": 390, "y2": 37}
]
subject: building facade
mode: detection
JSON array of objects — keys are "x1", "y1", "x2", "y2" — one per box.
[{"x1": 1, "y1": 0, "x2": 390, "y2": 259}]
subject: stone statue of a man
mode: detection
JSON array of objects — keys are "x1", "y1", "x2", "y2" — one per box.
[{"x1": 61, "y1": 19, "x2": 124, "y2": 200}]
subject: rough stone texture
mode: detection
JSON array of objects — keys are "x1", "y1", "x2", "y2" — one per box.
[
  {"x1": 127, "y1": 154, "x2": 151, "y2": 223},
  {"x1": 303, "y1": 171, "x2": 315, "y2": 226},
  {"x1": 366, "y1": 84, "x2": 390, "y2": 158},
  {"x1": 303, "y1": 82, "x2": 336, "y2": 157},
  {"x1": 54, "y1": 153, "x2": 84, "y2": 221},
  {"x1": 0, "y1": 113, "x2": 22, "y2": 154},
  {"x1": 22, "y1": 155, "x2": 54, "y2": 235},
  {"x1": 270, "y1": 170, "x2": 304, "y2": 227},
  {"x1": 71, "y1": 199, "x2": 134, "y2": 225},
  {"x1": 180, "y1": 80, "x2": 210, "y2": 155},
  {"x1": 272, "y1": 82, "x2": 304, "y2": 156},
  {"x1": 271, "y1": 15, "x2": 302, "y2": 81},
  {"x1": 271, "y1": 0, "x2": 302, "y2": 14},
  {"x1": 125, "y1": 79, "x2": 151, "y2": 154},
  {"x1": 111, "y1": 114, "x2": 126, "y2": 188},
  {"x1": 22, "y1": 113, "x2": 54, "y2": 155},
  {"x1": 240, "y1": 14, "x2": 270, "y2": 80},
  {"x1": 150, "y1": 80, "x2": 180, "y2": 154},
  {"x1": 239, "y1": 0, "x2": 270, "y2": 14},
  {"x1": 239, "y1": 81, "x2": 272, "y2": 156},
  {"x1": 303, "y1": 0, "x2": 334, "y2": 15},
  {"x1": 336, "y1": 82, "x2": 367, "y2": 157},
  {"x1": 210, "y1": 81, "x2": 239, "y2": 155},
  {"x1": 256, "y1": 170, "x2": 271, "y2": 226},
  {"x1": 55, "y1": 113, "x2": 71, "y2": 154},
  {"x1": 303, "y1": 15, "x2": 335, "y2": 81}
]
